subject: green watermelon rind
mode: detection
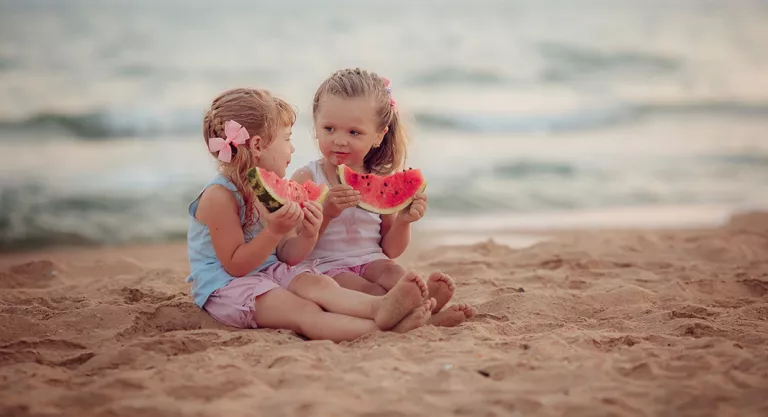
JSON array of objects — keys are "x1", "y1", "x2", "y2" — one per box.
[
  {"x1": 337, "y1": 164, "x2": 427, "y2": 215},
  {"x1": 247, "y1": 167, "x2": 328, "y2": 213}
]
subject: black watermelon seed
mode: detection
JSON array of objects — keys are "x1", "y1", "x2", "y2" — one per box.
[{"x1": 384, "y1": 182, "x2": 388, "y2": 186}]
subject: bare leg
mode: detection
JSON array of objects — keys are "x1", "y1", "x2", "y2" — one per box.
[
  {"x1": 288, "y1": 272, "x2": 427, "y2": 330},
  {"x1": 253, "y1": 288, "x2": 378, "y2": 342},
  {"x1": 392, "y1": 298, "x2": 435, "y2": 333},
  {"x1": 427, "y1": 303, "x2": 477, "y2": 327},
  {"x1": 333, "y1": 272, "x2": 387, "y2": 296},
  {"x1": 363, "y1": 260, "x2": 456, "y2": 314},
  {"x1": 362, "y1": 259, "x2": 407, "y2": 290}
]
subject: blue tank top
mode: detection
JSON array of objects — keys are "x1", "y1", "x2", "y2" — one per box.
[{"x1": 186, "y1": 174, "x2": 278, "y2": 308}]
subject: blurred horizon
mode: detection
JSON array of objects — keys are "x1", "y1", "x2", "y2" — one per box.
[{"x1": 1, "y1": 0, "x2": 768, "y2": 251}]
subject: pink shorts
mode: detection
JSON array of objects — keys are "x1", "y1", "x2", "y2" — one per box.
[
  {"x1": 324, "y1": 262, "x2": 374, "y2": 278},
  {"x1": 203, "y1": 261, "x2": 319, "y2": 329}
]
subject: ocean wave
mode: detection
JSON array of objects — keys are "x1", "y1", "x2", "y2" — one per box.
[
  {"x1": 537, "y1": 41, "x2": 681, "y2": 82},
  {"x1": 492, "y1": 160, "x2": 579, "y2": 178},
  {"x1": 2, "y1": 100, "x2": 768, "y2": 140},
  {"x1": 0, "y1": 183, "x2": 194, "y2": 252},
  {"x1": 406, "y1": 67, "x2": 511, "y2": 87},
  {"x1": 0, "y1": 109, "x2": 203, "y2": 139},
  {"x1": 415, "y1": 101, "x2": 768, "y2": 134}
]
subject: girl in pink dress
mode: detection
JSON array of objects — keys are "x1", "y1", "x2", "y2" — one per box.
[{"x1": 292, "y1": 68, "x2": 476, "y2": 327}]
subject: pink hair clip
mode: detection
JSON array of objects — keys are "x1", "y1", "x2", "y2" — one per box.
[
  {"x1": 382, "y1": 77, "x2": 397, "y2": 110},
  {"x1": 208, "y1": 120, "x2": 249, "y2": 163}
]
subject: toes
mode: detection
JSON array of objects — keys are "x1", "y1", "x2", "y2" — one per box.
[
  {"x1": 429, "y1": 272, "x2": 448, "y2": 282},
  {"x1": 419, "y1": 299, "x2": 432, "y2": 315},
  {"x1": 428, "y1": 273, "x2": 456, "y2": 291},
  {"x1": 446, "y1": 303, "x2": 477, "y2": 318},
  {"x1": 429, "y1": 297, "x2": 437, "y2": 312},
  {"x1": 415, "y1": 278, "x2": 429, "y2": 298}
]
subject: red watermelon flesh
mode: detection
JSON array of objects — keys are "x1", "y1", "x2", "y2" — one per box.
[
  {"x1": 247, "y1": 167, "x2": 328, "y2": 212},
  {"x1": 337, "y1": 164, "x2": 427, "y2": 215}
]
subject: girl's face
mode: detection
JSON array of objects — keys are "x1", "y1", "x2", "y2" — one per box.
[
  {"x1": 254, "y1": 125, "x2": 294, "y2": 178},
  {"x1": 314, "y1": 95, "x2": 387, "y2": 171}
]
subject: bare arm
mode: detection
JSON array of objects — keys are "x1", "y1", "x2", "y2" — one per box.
[
  {"x1": 276, "y1": 209, "x2": 320, "y2": 266},
  {"x1": 380, "y1": 192, "x2": 427, "y2": 259},
  {"x1": 380, "y1": 213, "x2": 411, "y2": 259},
  {"x1": 274, "y1": 168, "x2": 325, "y2": 265},
  {"x1": 195, "y1": 185, "x2": 284, "y2": 277}
]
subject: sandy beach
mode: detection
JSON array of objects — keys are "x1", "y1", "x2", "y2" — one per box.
[{"x1": 0, "y1": 212, "x2": 766, "y2": 417}]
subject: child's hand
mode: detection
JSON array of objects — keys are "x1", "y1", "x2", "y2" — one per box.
[
  {"x1": 396, "y1": 192, "x2": 427, "y2": 224},
  {"x1": 266, "y1": 202, "x2": 304, "y2": 236},
  {"x1": 323, "y1": 184, "x2": 360, "y2": 219},
  {"x1": 300, "y1": 201, "x2": 323, "y2": 238}
]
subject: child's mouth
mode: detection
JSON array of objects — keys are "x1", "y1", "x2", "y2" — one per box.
[{"x1": 333, "y1": 152, "x2": 349, "y2": 161}]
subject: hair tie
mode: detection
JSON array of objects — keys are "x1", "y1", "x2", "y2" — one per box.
[
  {"x1": 382, "y1": 77, "x2": 397, "y2": 111},
  {"x1": 208, "y1": 120, "x2": 249, "y2": 163}
]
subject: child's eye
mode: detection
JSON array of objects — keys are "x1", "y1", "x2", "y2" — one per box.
[
  {"x1": 324, "y1": 126, "x2": 333, "y2": 133},
  {"x1": 349, "y1": 130, "x2": 360, "y2": 136}
]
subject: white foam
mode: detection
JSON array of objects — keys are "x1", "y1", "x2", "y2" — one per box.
[{"x1": 420, "y1": 204, "x2": 735, "y2": 232}]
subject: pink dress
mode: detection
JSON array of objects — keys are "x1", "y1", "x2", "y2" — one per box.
[{"x1": 300, "y1": 159, "x2": 388, "y2": 276}]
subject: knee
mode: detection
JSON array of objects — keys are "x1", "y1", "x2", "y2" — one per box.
[
  {"x1": 380, "y1": 262, "x2": 406, "y2": 279},
  {"x1": 291, "y1": 299, "x2": 324, "y2": 334},
  {"x1": 290, "y1": 273, "x2": 339, "y2": 295},
  {"x1": 362, "y1": 282, "x2": 387, "y2": 296}
]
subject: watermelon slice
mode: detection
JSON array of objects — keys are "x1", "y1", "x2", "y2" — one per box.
[
  {"x1": 247, "y1": 167, "x2": 328, "y2": 212},
  {"x1": 337, "y1": 164, "x2": 427, "y2": 215}
]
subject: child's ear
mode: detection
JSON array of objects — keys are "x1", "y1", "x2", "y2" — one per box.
[
  {"x1": 375, "y1": 126, "x2": 389, "y2": 146},
  {"x1": 250, "y1": 135, "x2": 263, "y2": 157}
]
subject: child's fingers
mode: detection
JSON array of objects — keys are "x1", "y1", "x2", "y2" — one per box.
[
  {"x1": 306, "y1": 213, "x2": 320, "y2": 229},
  {"x1": 305, "y1": 200, "x2": 323, "y2": 212},
  {"x1": 331, "y1": 189, "x2": 360, "y2": 199},
  {"x1": 293, "y1": 209, "x2": 305, "y2": 224},
  {"x1": 332, "y1": 194, "x2": 360, "y2": 206},
  {"x1": 273, "y1": 202, "x2": 292, "y2": 219},
  {"x1": 411, "y1": 202, "x2": 426, "y2": 218},
  {"x1": 285, "y1": 202, "x2": 302, "y2": 222},
  {"x1": 330, "y1": 184, "x2": 355, "y2": 193},
  {"x1": 303, "y1": 201, "x2": 323, "y2": 219}
]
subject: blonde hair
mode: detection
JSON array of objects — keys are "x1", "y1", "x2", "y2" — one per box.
[
  {"x1": 312, "y1": 68, "x2": 409, "y2": 175},
  {"x1": 202, "y1": 88, "x2": 296, "y2": 228}
]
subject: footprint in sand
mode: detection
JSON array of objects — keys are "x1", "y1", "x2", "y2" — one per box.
[
  {"x1": 393, "y1": 298, "x2": 436, "y2": 333},
  {"x1": 428, "y1": 303, "x2": 477, "y2": 327},
  {"x1": 374, "y1": 272, "x2": 428, "y2": 330},
  {"x1": 426, "y1": 271, "x2": 456, "y2": 314}
]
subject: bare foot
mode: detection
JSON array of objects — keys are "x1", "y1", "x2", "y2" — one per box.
[
  {"x1": 427, "y1": 303, "x2": 477, "y2": 327},
  {"x1": 427, "y1": 272, "x2": 455, "y2": 313},
  {"x1": 392, "y1": 298, "x2": 435, "y2": 333},
  {"x1": 374, "y1": 272, "x2": 428, "y2": 330}
]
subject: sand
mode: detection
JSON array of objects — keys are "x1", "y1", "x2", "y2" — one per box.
[{"x1": 1, "y1": 213, "x2": 767, "y2": 417}]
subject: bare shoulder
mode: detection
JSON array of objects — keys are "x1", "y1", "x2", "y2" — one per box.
[{"x1": 195, "y1": 185, "x2": 239, "y2": 224}]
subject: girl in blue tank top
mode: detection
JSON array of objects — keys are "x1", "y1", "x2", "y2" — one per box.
[
  {"x1": 186, "y1": 87, "x2": 434, "y2": 342},
  {"x1": 291, "y1": 68, "x2": 477, "y2": 327}
]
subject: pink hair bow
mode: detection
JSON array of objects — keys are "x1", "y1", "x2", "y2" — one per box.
[
  {"x1": 382, "y1": 77, "x2": 397, "y2": 110},
  {"x1": 208, "y1": 120, "x2": 249, "y2": 163}
]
